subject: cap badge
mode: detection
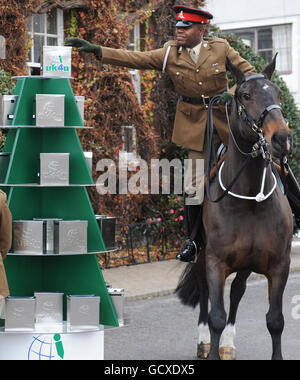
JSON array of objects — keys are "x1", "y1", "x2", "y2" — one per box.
[{"x1": 179, "y1": 11, "x2": 185, "y2": 19}]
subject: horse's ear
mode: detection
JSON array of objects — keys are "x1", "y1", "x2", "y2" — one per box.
[
  {"x1": 262, "y1": 53, "x2": 278, "y2": 80},
  {"x1": 226, "y1": 57, "x2": 245, "y2": 86}
]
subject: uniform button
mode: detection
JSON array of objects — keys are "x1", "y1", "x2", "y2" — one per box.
[
  {"x1": 203, "y1": 43, "x2": 208, "y2": 48},
  {"x1": 215, "y1": 69, "x2": 219, "y2": 73},
  {"x1": 196, "y1": 69, "x2": 200, "y2": 73},
  {"x1": 176, "y1": 72, "x2": 180, "y2": 76},
  {"x1": 199, "y1": 82, "x2": 203, "y2": 85}
]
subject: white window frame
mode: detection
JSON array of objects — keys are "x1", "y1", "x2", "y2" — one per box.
[
  {"x1": 26, "y1": 9, "x2": 64, "y2": 71},
  {"x1": 227, "y1": 24, "x2": 292, "y2": 75},
  {"x1": 128, "y1": 23, "x2": 141, "y2": 104}
]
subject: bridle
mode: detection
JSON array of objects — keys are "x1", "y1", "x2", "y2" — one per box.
[
  {"x1": 206, "y1": 74, "x2": 286, "y2": 203},
  {"x1": 229, "y1": 73, "x2": 283, "y2": 161}
]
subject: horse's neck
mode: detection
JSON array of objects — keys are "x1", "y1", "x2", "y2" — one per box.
[{"x1": 223, "y1": 140, "x2": 273, "y2": 197}]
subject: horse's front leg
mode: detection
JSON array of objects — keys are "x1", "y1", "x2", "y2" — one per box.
[
  {"x1": 206, "y1": 255, "x2": 227, "y2": 360},
  {"x1": 266, "y1": 263, "x2": 289, "y2": 360},
  {"x1": 220, "y1": 270, "x2": 251, "y2": 360}
]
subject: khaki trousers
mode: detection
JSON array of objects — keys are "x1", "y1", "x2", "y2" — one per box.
[
  {"x1": 184, "y1": 150, "x2": 205, "y2": 206},
  {"x1": 0, "y1": 190, "x2": 12, "y2": 298}
]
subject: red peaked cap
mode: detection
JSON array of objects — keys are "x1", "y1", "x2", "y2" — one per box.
[{"x1": 173, "y1": 5, "x2": 213, "y2": 25}]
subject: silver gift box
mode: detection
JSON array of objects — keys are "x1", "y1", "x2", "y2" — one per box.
[
  {"x1": 5, "y1": 297, "x2": 36, "y2": 331},
  {"x1": 54, "y1": 220, "x2": 88, "y2": 254},
  {"x1": 108, "y1": 288, "x2": 125, "y2": 326},
  {"x1": 14, "y1": 220, "x2": 46, "y2": 254},
  {"x1": 40, "y1": 153, "x2": 69, "y2": 186},
  {"x1": 34, "y1": 292, "x2": 63, "y2": 328},
  {"x1": 41, "y1": 46, "x2": 72, "y2": 78},
  {"x1": 67, "y1": 295, "x2": 100, "y2": 331},
  {"x1": 0, "y1": 95, "x2": 18, "y2": 126},
  {"x1": 75, "y1": 96, "x2": 85, "y2": 121},
  {"x1": 84, "y1": 152, "x2": 93, "y2": 174},
  {"x1": 33, "y1": 218, "x2": 63, "y2": 253},
  {"x1": 36, "y1": 94, "x2": 65, "y2": 127}
]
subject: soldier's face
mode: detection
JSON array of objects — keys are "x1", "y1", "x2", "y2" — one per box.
[{"x1": 176, "y1": 24, "x2": 206, "y2": 48}]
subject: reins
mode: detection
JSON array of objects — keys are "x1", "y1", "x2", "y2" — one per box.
[{"x1": 205, "y1": 75, "x2": 286, "y2": 203}]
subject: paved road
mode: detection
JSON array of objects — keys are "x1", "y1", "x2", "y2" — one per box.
[{"x1": 104, "y1": 272, "x2": 300, "y2": 360}]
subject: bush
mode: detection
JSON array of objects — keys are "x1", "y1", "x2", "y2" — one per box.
[{"x1": 0, "y1": 68, "x2": 15, "y2": 95}]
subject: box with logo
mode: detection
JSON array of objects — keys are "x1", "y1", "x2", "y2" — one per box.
[
  {"x1": 75, "y1": 96, "x2": 85, "y2": 121},
  {"x1": 40, "y1": 153, "x2": 69, "y2": 186},
  {"x1": 108, "y1": 288, "x2": 125, "y2": 326},
  {"x1": 36, "y1": 94, "x2": 65, "y2": 127},
  {"x1": 34, "y1": 292, "x2": 63, "y2": 329},
  {"x1": 67, "y1": 295, "x2": 100, "y2": 331},
  {"x1": 14, "y1": 220, "x2": 46, "y2": 254},
  {"x1": 5, "y1": 297, "x2": 36, "y2": 331},
  {"x1": 54, "y1": 220, "x2": 88, "y2": 254},
  {"x1": 41, "y1": 46, "x2": 72, "y2": 78},
  {"x1": 0, "y1": 95, "x2": 18, "y2": 126},
  {"x1": 95, "y1": 215, "x2": 116, "y2": 250},
  {"x1": 33, "y1": 218, "x2": 63, "y2": 253}
]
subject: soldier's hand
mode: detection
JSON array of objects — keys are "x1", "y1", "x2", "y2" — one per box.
[
  {"x1": 218, "y1": 91, "x2": 233, "y2": 105},
  {"x1": 65, "y1": 37, "x2": 101, "y2": 57}
]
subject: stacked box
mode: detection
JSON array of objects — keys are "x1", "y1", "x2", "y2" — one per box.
[
  {"x1": 96, "y1": 215, "x2": 116, "y2": 250},
  {"x1": 14, "y1": 220, "x2": 46, "y2": 254},
  {"x1": 108, "y1": 288, "x2": 125, "y2": 326},
  {"x1": 5, "y1": 297, "x2": 36, "y2": 331},
  {"x1": 33, "y1": 218, "x2": 63, "y2": 253},
  {"x1": 40, "y1": 153, "x2": 69, "y2": 186},
  {"x1": 41, "y1": 46, "x2": 72, "y2": 78},
  {"x1": 54, "y1": 220, "x2": 88, "y2": 254},
  {"x1": 0, "y1": 95, "x2": 18, "y2": 126},
  {"x1": 67, "y1": 295, "x2": 100, "y2": 331},
  {"x1": 36, "y1": 94, "x2": 65, "y2": 127},
  {"x1": 34, "y1": 292, "x2": 63, "y2": 328}
]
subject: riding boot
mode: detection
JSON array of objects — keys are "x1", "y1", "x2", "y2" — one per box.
[
  {"x1": 176, "y1": 204, "x2": 204, "y2": 262},
  {"x1": 285, "y1": 166, "x2": 300, "y2": 230}
]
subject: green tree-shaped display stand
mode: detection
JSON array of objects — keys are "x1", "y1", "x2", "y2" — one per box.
[{"x1": 1, "y1": 76, "x2": 118, "y2": 327}]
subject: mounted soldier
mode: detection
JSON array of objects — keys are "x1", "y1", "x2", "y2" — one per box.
[{"x1": 66, "y1": 4, "x2": 300, "y2": 263}]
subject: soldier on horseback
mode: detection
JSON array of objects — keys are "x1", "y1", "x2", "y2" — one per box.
[{"x1": 66, "y1": 4, "x2": 300, "y2": 263}]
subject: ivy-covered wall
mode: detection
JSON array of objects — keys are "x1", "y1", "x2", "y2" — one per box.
[{"x1": 0, "y1": 0, "x2": 300, "y2": 225}]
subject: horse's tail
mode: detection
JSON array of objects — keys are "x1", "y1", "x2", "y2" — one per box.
[{"x1": 175, "y1": 261, "x2": 202, "y2": 308}]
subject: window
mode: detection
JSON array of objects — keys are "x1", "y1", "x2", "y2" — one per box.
[
  {"x1": 26, "y1": 9, "x2": 64, "y2": 75},
  {"x1": 0, "y1": 36, "x2": 5, "y2": 59},
  {"x1": 119, "y1": 126, "x2": 141, "y2": 169},
  {"x1": 128, "y1": 23, "x2": 141, "y2": 104},
  {"x1": 227, "y1": 24, "x2": 292, "y2": 74}
]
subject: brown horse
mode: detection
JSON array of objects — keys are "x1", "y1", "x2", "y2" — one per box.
[{"x1": 176, "y1": 56, "x2": 293, "y2": 360}]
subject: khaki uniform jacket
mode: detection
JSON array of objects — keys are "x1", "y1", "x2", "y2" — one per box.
[
  {"x1": 101, "y1": 36, "x2": 255, "y2": 152},
  {"x1": 0, "y1": 191, "x2": 12, "y2": 298}
]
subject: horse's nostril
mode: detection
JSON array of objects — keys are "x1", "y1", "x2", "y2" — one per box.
[{"x1": 271, "y1": 132, "x2": 291, "y2": 157}]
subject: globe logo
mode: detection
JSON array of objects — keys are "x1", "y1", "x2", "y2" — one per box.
[{"x1": 28, "y1": 334, "x2": 64, "y2": 360}]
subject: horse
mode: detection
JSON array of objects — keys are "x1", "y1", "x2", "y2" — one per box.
[{"x1": 176, "y1": 56, "x2": 293, "y2": 360}]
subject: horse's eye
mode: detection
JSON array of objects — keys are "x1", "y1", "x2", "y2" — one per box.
[{"x1": 242, "y1": 93, "x2": 251, "y2": 101}]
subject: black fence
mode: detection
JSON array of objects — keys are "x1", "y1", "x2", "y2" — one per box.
[{"x1": 98, "y1": 221, "x2": 185, "y2": 268}]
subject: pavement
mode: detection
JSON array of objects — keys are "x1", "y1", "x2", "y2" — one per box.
[{"x1": 102, "y1": 240, "x2": 300, "y2": 301}]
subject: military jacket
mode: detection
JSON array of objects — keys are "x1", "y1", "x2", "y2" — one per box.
[{"x1": 101, "y1": 37, "x2": 255, "y2": 151}]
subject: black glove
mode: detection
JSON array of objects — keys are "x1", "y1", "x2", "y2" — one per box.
[
  {"x1": 218, "y1": 91, "x2": 233, "y2": 105},
  {"x1": 65, "y1": 37, "x2": 101, "y2": 58}
]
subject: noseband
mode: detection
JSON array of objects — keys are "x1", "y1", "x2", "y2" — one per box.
[{"x1": 233, "y1": 73, "x2": 283, "y2": 160}]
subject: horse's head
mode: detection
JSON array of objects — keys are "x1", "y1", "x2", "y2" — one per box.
[{"x1": 226, "y1": 56, "x2": 292, "y2": 160}]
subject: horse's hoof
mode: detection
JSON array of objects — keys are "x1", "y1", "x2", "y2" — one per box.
[
  {"x1": 197, "y1": 342, "x2": 210, "y2": 359},
  {"x1": 219, "y1": 346, "x2": 236, "y2": 361}
]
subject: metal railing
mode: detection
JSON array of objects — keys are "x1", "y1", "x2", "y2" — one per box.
[{"x1": 98, "y1": 221, "x2": 185, "y2": 268}]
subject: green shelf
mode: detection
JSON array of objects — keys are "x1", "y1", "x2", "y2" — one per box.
[{"x1": 1, "y1": 77, "x2": 118, "y2": 327}]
